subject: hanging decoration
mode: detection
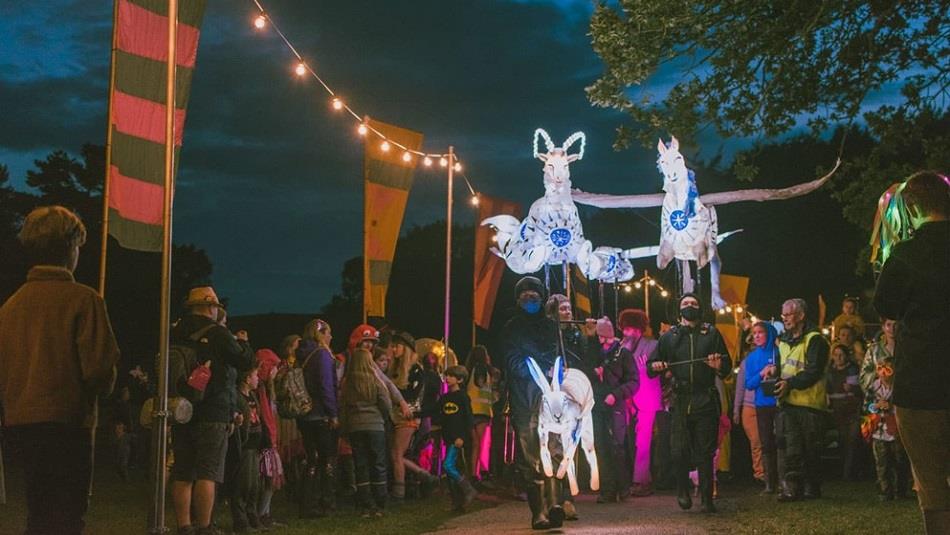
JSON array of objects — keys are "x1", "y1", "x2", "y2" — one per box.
[
  {"x1": 868, "y1": 182, "x2": 910, "y2": 273},
  {"x1": 481, "y1": 128, "x2": 634, "y2": 282}
]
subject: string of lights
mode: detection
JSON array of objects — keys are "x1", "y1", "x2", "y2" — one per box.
[
  {"x1": 621, "y1": 272, "x2": 670, "y2": 298},
  {"x1": 248, "y1": 0, "x2": 476, "y2": 188}
]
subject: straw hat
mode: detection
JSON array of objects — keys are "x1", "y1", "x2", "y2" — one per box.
[{"x1": 184, "y1": 286, "x2": 225, "y2": 309}]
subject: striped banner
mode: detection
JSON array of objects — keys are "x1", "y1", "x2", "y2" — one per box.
[
  {"x1": 473, "y1": 195, "x2": 521, "y2": 329},
  {"x1": 363, "y1": 119, "x2": 424, "y2": 319},
  {"x1": 107, "y1": 0, "x2": 208, "y2": 251}
]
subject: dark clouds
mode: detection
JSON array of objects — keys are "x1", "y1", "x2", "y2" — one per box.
[{"x1": 0, "y1": 0, "x2": 851, "y2": 315}]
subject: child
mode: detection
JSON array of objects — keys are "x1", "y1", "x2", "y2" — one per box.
[
  {"x1": 231, "y1": 364, "x2": 264, "y2": 532},
  {"x1": 864, "y1": 358, "x2": 911, "y2": 501},
  {"x1": 438, "y1": 365, "x2": 477, "y2": 511}
]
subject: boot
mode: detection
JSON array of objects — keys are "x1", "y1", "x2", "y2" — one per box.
[
  {"x1": 761, "y1": 453, "x2": 777, "y2": 495},
  {"x1": 527, "y1": 482, "x2": 550, "y2": 530},
  {"x1": 698, "y1": 461, "x2": 716, "y2": 513},
  {"x1": 319, "y1": 461, "x2": 338, "y2": 511},
  {"x1": 803, "y1": 479, "x2": 821, "y2": 500},
  {"x1": 543, "y1": 478, "x2": 564, "y2": 528},
  {"x1": 299, "y1": 468, "x2": 325, "y2": 518},
  {"x1": 676, "y1": 472, "x2": 693, "y2": 510},
  {"x1": 563, "y1": 500, "x2": 579, "y2": 521},
  {"x1": 777, "y1": 476, "x2": 802, "y2": 503},
  {"x1": 458, "y1": 478, "x2": 479, "y2": 509}
]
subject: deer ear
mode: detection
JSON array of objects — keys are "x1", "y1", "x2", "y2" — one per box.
[
  {"x1": 670, "y1": 135, "x2": 680, "y2": 151},
  {"x1": 657, "y1": 138, "x2": 666, "y2": 155},
  {"x1": 526, "y1": 357, "x2": 551, "y2": 393}
]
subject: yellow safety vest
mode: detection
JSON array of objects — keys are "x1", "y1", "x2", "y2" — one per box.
[
  {"x1": 467, "y1": 375, "x2": 493, "y2": 418},
  {"x1": 779, "y1": 331, "x2": 829, "y2": 411}
]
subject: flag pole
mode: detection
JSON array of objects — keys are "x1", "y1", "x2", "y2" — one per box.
[
  {"x1": 98, "y1": 0, "x2": 119, "y2": 298},
  {"x1": 444, "y1": 146, "x2": 455, "y2": 366},
  {"x1": 151, "y1": 1, "x2": 178, "y2": 532}
]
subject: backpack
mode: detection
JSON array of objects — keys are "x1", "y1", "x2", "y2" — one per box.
[
  {"x1": 167, "y1": 323, "x2": 218, "y2": 404},
  {"x1": 275, "y1": 350, "x2": 315, "y2": 418}
]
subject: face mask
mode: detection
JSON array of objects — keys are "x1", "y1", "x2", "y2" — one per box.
[
  {"x1": 520, "y1": 298, "x2": 542, "y2": 314},
  {"x1": 680, "y1": 306, "x2": 701, "y2": 322}
]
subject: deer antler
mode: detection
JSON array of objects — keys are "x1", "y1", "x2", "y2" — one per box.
[{"x1": 533, "y1": 128, "x2": 555, "y2": 159}]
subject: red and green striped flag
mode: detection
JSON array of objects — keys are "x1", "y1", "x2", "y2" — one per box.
[{"x1": 106, "y1": 0, "x2": 207, "y2": 251}]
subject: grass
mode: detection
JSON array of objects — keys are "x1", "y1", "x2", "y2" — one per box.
[{"x1": 0, "y1": 455, "x2": 491, "y2": 535}]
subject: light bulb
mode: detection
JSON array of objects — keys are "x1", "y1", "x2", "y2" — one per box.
[
  {"x1": 660, "y1": 290, "x2": 669, "y2": 297},
  {"x1": 648, "y1": 279, "x2": 656, "y2": 286},
  {"x1": 332, "y1": 97, "x2": 343, "y2": 110},
  {"x1": 295, "y1": 62, "x2": 306, "y2": 76},
  {"x1": 725, "y1": 305, "x2": 733, "y2": 313},
  {"x1": 380, "y1": 141, "x2": 390, "y2": 152},
  {"x1": 470, "y1": 195, "x2": 479, "y2": 206},
  {"x1": 718, "y1": 308, "x2": 726, "y2": 315},
  {"x1": 402, "y1": 151, "x2": 412, "y2": 162},
  {"x1": 439, "y1": 157, "x2": 448, "y2": 167},
  {"x1": 736, "y1": 306, "x2": 744, "y2": 313},
  {"x1": 454, "y1": 162, "x2": 462, "y2": 172},
  {"x1": 357, "y1": 123, "x2": 368, "y2": 136},
  {"x1": 624, "y1": 285, "x2": 632, "y2": 293},
  {"x1": 423, "y1": 157, "x2": 433, "y2": 167},
  {"x1": 634, "y1": 282, "x2": 642, "y2": 289},
  {"x1": 253, "y1": 15, "x2": 266, "y2": 29}
]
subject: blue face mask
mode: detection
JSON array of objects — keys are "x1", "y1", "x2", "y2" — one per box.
[{"x1": 521, "y1": 299, "x2": 542, "y2": 314}]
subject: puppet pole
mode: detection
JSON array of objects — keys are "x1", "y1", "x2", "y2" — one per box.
[
  {"x1": 150, "y1": 1, "x2": 177, "y2": 531},
  {"x1": 443, "y1": 146, "x2": 454, "y2": 366}
]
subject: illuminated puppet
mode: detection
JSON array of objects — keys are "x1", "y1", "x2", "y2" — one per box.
[
  {"x1": 526, "y1": 356, "x2": 598, "y2": 496},
  {"x1": 482, "y1": 128, "x2": 633, "y2": 282},
  {"x1": 572, "y1": 136, "x2": 840, "y2": 309}
]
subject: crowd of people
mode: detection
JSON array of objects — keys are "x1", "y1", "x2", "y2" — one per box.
[{"x1": 0, "y1": 170, "x2": 946, "y2": 534}]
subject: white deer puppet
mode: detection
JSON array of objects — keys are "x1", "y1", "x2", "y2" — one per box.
[
  {"x1": 482, "y1": 129, "x2": 630, "y2": 281},
  {"x1": 526, "y1": 356, "x2": 598, "y2": 496}
]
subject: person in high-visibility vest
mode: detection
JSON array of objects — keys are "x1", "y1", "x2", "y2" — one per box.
[{"x1": 764, "y1": 298, "x2": 830, "y2": 503}]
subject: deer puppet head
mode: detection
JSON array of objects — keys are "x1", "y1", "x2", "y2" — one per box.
[{"x1": 534, "y1": 128, "x2": 585, "y2": 198}]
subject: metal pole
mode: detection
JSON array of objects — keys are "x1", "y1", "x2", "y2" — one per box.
[
  {"x1": 362, "y1": 115, "x2": 371, "y2": 324},
  {"x1": 644, "y1": 270, "x2": 651, "y2": 322},
  {"x1": 151, "y1": 2, "x2": 177, "y2": 532},
  {"x1": 444, "y1": 146, "x2": 454, "y2": 366},
  {"x1": 99, "y1": 0, "x2": 119, "y2": 298}
]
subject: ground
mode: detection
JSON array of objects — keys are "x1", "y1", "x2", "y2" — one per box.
[{"x1": 0, "y1": 456, "x2": 924, "y2": 534}]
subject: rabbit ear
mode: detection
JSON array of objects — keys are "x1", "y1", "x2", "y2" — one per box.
[
  {"x1": 657, "y1": 138, "x2": 666, "y2": 155},
  {"x1": 552, "y1": 357, "x2": 563, "y2": 392},
  {"x1": 669, "y1": 135, "x2": 680, "y2": 151},
  {"x1": 526, "y1": 357, "x2": 551, "y2": 393}
]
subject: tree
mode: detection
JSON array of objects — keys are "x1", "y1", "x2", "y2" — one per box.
[{"x1": 587, "y1": 1, "x2": 949, "y2": 149}]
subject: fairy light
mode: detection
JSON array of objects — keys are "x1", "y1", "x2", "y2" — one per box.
[
  {"x1": 380, "y1": 141, "x2": 391, "y2": 152},
  {"x1": 454, "y1": 162, "x2": 462, "y2": 172},
  {"x1": 402, "y1": 151, "x2": 412, "y2": 162},
  {"x1": 624, "y1": 285, "x2": 632, "y2": 293},
  {"x1": 634, "y1": 282, "x2": 642, "y2": 289},
  {"x1": 332, "y1": 97, "x2": 343, "y2": 110},
  {"x1": 736, "y1": 306, "x2": 744, "y2": 314},
  {"x1": 423, "y1": 156, "x2": 433, "y2": 167},
  {"x1": 725, "y1": 305, "x2": 733, "y2": 313},
  {"x1": 439, "y1": 157, "x2": 448, "y2": 168},
  {"x1": 253, "y1": 14, "x2": 267, "y2": 29},
  {"x1": 718, "y1": 308, "x2": 727, "y2": 315},
  {"x1": 357, "y1": 123, "x2": 368, "y2": 136},
  {"x1": 648, "y1": 279, "x2": 656, "y2": 286},
  {"x1": 295, "y1": 62, "x2": 306, "y2": 76},
  {"x1": 470, "y1": 195, "x2": 479, "y2": 206},
  {"x1": 660, "y1": 290, "x2": 669, "y2": 297}
]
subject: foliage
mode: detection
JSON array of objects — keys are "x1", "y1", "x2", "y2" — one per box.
[{"x1": 587, "y1": 0, "x2": 950, "y2": 149}]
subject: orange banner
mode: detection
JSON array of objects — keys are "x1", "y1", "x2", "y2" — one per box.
[
  {"x1": 363, "y1": 119, "x2": 423, "y2": 319},
  {"x1": 474, "y1": 196, "x2": 521, "y2": 329}
]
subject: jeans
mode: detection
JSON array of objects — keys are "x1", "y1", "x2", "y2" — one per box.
[
  {"x1": 349, "y1": 430, "x2": 387, "y2": 510},
  {"x1": 8, "y1": 423, "x2": 92, "y2": 535},
  {"x1": 230, "y1": 449, "x2": 261, "y2": 530},
  {"x1": 443, "y1": 444, "x2": 463, "y2": 482},
  {"x1": 593, "y1": 409, "x2": 630, "y2": 496}
]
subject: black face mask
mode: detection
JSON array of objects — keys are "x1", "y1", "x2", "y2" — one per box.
[{"x1": 680, "y1": 306, "x2": 701, "y2": 322}]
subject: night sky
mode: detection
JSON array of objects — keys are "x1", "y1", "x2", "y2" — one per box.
[{"x1": 1, "y1": 1, "x2": 890, "y2": 317}]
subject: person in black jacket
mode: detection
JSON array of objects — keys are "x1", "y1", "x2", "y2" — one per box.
[
  {"x1": 438, "y1": 366, "x2": 478, "y2": 511},
  {"x1": 589, "y1": 317, "x2": 639, "y2": 503},
  {"x1": 873, "y1": 170, "x2": 950, "y2": 533},
  {"x1": 647, "y1": 293, "x2": 731, "y2": 513},
  {"x1": 501, "y1": 276, "x2": 564, "y2": 530},
  {"x1": 169, "y1": 286, "x2": 256, "y2": 535}
]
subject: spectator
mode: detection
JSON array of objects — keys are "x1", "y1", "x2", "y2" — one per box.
[
  {"x1": 832, "y1": 296, "x2": 866, "y2": 340},
  {"x1": 545, "y1": 293, "x2": 597, "y2": 370},
  {"x1": 860, "y1": 318, "x2": 896, "y2": 393},
  {"x1": 169, "y1": 286, "x2": 255, "y2": 535},
  {"x1": 647, "y1": 293, "x2": 731, "y2": 514},
  {"x1": 873, "y1": 170, "x2": 949, "y2": 533},
  {"x1": 254, "y1": 349, "x2": 285, "y2": 529},
  {"x1": 113, "y1": 385, "x2": 135, "y2": 482},
  {"x1": 465, "y1": 345, "x2": 497, "y2": 482},
  {"x1": 439, "y1": 365, "x2": 478, "y2": 512},
  {"x1": 836, "y1": 325, "x2": 866, "y2": 366},
  {"x1": 589, "y1": 317, "x2": 638, "y2": 503},
  {"x1": 618, "y1": 309, "x2": 660, "y2": 498},
  {"x1": 744, "y1": 322, "x2": 780, "y2": 494},
  {"x1": 296, "y1": 319, "x2": 339, "y2": 518},
  {"x1": 733, "y1": 357, "x2": 764, "y2": 484},
  {"x1": 276, "y1": 335, "x2": 304, "y2": 504},
  {"x1": 387, "y1": 331, "x2": 436, "y2": 500},
  {"x1": 770, "y1": 298, "x2": 830, "y2": 502},
  {"x1": 826, "y1": 343, "x2": 862, "y2": 480},
  {"x1": 864, "y1": 358, "x2": 911, "y2": 501},
  {"x1": 340, "y1": 348, "x2": 392, "y2": 518},
  {"x1": 0, "y1": 205, "x2": 120, "y2": 534},
  {"x1": 230, "y1": 364, "x2": 263, "y2": 533}
]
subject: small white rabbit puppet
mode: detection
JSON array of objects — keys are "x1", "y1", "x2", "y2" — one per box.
[{"x1": 525, "y1": 356, "x2": 599, "y2": 496}]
